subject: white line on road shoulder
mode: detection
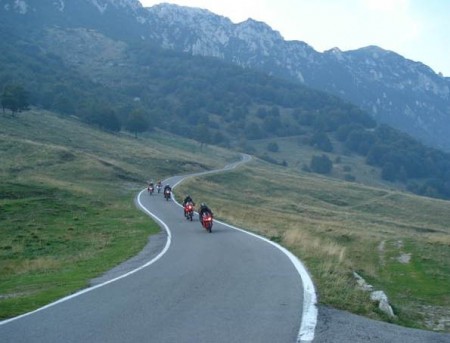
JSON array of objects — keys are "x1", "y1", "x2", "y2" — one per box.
[
  {"x1": 0, "y1": 189, "x2": 172, "y2": 326},
  {"x1": 213, "y1": 219, "x2": 318, "y2": 343},
  {"x1": 170, "y1": 154, "x2": 318, "y2": 342}
]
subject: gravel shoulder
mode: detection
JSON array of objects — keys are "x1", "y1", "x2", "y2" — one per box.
[{"x1": 314, "y1": 305, "x2": 450, "y2": 343}]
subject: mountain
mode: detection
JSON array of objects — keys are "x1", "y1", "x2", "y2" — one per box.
[
  {"x1": 1, "y1": 0, "x2": 373, "y2": 142},
  {"x1": 3, "y1": 0, "x2": 450, "y2": 201},
  {"x1": 141, "y1": 4, "x2": 450, "y2": 152},
  {"x1": 3, "y1": 0, "x2": 448, "y2": 149}
]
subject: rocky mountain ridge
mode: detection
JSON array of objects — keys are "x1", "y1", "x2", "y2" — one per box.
[
  {"x1": 2, "y1": 0, "x2": 450, "y2": 150},
  {"x1": 142, "y1": 4, "x2": 450, "y2": 151}
]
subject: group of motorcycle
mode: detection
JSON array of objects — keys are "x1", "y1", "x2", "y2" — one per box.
[
  {"x1": 147, "y1": 183, "x2": 213, "y2": 232},
  {"x1": 183, "y1": 201, "x2": 213, "y2": 233},
  {"x1": 147, "y1": 182, "x2": 162, "y2": 196}
]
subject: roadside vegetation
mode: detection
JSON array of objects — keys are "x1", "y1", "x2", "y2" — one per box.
[
  {"x1": 0, "y1": 109, "x2": 235, "y2": 319},
  {"x1": 1, "y1": 109, "x2": 449, "y2": 332},
  {"x1": 176, "y1": 159, "x2": 450, "y2": 331}
]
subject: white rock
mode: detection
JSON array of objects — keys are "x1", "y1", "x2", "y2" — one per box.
[{"x1": 371, "y1": 291, "x2": 396, "y2": 318}]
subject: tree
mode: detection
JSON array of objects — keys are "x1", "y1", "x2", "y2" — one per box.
[
  {"x1": 381, "y1": 162, "x2": 397, "y2": 181},
  {"x1": 245, "y1": 122, "x2": 263, "y2": 140},
  {"x1": 267, "y1": 141, "x2": 279, "y2": 152},
  {"x1": 125, "y1": 110, "x2": 149, "y2": 138},
  {"x1": 310, "y1": 132, "x2": 333, "y2": 152},
  {"x1": 310, "y1": 154, "x2": 333, "y2": 174},
  {"x1": 83, "y1": 102, "x2": 121, "y2": 132},
  {"x1": 1, "y1": 84, "x2": 29, "y2": 115},
  {"x1": 345, "y1": 129, "x2": 376, "y2": 155},
  {"x1": 193, "y1": 123, "x2": 211, "y2": 146}
]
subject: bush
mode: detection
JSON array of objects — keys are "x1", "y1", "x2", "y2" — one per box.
[
  {"x1": 344, "y1": 174, "x2": 356, "y2": 181},
  {"x1": 267, "y1": 141, "x2": 279, "y2": 152},
  {"x1": 310, "y1": 154, "x2": 333, "y2": 174}
]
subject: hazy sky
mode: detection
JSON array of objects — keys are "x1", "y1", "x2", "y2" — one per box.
[{"x1": 139, "y1": 0, "x2": 450, "y2": 76}]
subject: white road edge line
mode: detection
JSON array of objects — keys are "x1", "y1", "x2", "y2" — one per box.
[
  {"x1": 171, "y1": 155, "x2": 318, "y2": 343},
  {"x1": 214, "y1": 220, "x2": 317, "y2": 343},
  {"x1": 0, "y1": 189, "x2": 172, "y2": 326}
]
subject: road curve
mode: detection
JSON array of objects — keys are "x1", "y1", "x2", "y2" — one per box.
[{"x1": 0, "y1": 154, "x2": 317, "y2": 343}]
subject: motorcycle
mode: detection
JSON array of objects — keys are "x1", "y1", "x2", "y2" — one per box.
[
  {"x1": 184, "y1": 202, "x2": 194, "y2": 221},
  {"x1": 164, "y1": 188, "x2": 171, "y2": 201},
  {"x1": 200, "y1": 212, "x2": 213, "y2": 233},
  {"x1": 156, "y1": 184, "x2": 162, "y2": 194},
  {"x1": 148, "y1": 185, "x2": 154, "y2": 195}
]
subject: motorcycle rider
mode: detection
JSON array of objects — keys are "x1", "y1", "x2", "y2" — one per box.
[
  {"x1": 156, "y1": 180, "x2": 162, "y2": 193},
  {"x1": 183, "y1": 195, "x2": 195, "y2": 217},
  {"x1": 163, "y1": 184, "x2": 172, "y2": 200},
  {"x1": 183, "y1": 195, "x2": 195, "y2": 206},
  {"x1": 198, "y1": 202, "x2": 213, "y2": 219},
  {"x1": 147, "y1": 180, "x2": 154, "y2": 192}
]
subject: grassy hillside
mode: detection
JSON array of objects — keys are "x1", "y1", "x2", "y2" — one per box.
[
  {"x1": 176, "y1": 159, "x2": 450, "y2": 332},
  {"x1": 1, "y1": 109, "x2": 449, "y2": 332},
  {"x1": 246, "y1": 135, "x2": 390, "y2": 188},
  {"x1": 0, "y1": 109, "x2": 236, "y2": 319},
  {"x1": 4, "y1": 23, "x2": 450, "y2": 200}
]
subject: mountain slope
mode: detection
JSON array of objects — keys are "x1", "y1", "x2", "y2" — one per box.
[
  {"x1": 2, "y1": 1, "x2": 448, "y2": 150},
  {"x1": 2, "y1": 0, "x2": 450, "y2": 201},
  {"x1": 142, "y1": 3, "x2": 450, "y2": 152}
]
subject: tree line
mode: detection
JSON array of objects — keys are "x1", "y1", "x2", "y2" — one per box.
[{"x1": 3, "y1": 28, "x2": 450, "y2": 200}]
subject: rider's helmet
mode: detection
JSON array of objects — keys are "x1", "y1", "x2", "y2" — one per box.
[{"x1": 201, "y1": 202, "x2": 206, "y2": 208}]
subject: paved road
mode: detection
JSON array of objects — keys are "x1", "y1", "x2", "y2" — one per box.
[{"x1": 0, "y1": 155, "x2": 314, "y2": 343}]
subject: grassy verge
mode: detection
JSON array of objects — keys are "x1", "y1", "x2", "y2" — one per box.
[
  {"x1": 0, "y1": 181, "x2": 159, "y2": 317},
  {"x1": 0, "y1": 109, "x2": 236, "y2": 319},
  {"x1": 176, "y1": 159, "x2": 450, "y2": 331}
]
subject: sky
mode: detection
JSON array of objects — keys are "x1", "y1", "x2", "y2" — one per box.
[{"x1": 139, "y1": 0, "x2": 450, "y2": 77}]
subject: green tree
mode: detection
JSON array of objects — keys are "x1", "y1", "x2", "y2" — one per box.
[
  {"x1": 125, "y1": 110, "x2": 149, "y2": 138},
  {"x1": 267, "y1": 141, "x2": 279, "y2": 152},
  {"x1": 310, "y1": 132, "x2": 333, "y2": 152},
  {"x1": 1, "y1": 84, "x2": 29, "y2": 115},
  {"x1": 193, "y1": 123, "x2": 211, "y2": 146},
  {"x1": 381, "y1": 162, "x2": 397, "y2": 181},
  {"x1": 310, "y1": 154, "x2": 333, "y2": 174},
  {"x1": 245, "y1": 122, "x2": 263, "y2": 140}
]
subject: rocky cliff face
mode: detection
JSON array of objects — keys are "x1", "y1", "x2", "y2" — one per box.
[
  {"x1": 2, "y1": 0, "x2": 450, "y2": 150},
  {"x1": 143, "y1": 4, "x2": 450, "y2": 151}
]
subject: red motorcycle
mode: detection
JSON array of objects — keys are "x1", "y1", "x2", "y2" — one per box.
[
  {"x1": 200, "y1": 212, "x2": 213, "y2": 233},
  {"x1": 184, "y1": 202, "x2": 194, "y2": 221},
  {"x1": 148, "y1": 185, "x2": 154, "y2": 195}
]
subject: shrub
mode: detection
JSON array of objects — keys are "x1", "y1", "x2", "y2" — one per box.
[{"x1": 310, "y1": 154, "x2": 333, "y2": 174}]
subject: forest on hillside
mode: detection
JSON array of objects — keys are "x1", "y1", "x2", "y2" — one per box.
[{"x1": 2, "y1": 24, "x2": 450, "y2": 200}]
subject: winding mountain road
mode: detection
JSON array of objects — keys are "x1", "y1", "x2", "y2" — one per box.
[
  {"x1": 0, "y1": 155, "x2": 317, "y2": 343},
  {"x1": 2, "y1": 154, "x2": 448, "y2": 342}
]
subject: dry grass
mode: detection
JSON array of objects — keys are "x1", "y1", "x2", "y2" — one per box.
[{"x1": 176, "y1": 159, "x2": 450, "y2": 330}]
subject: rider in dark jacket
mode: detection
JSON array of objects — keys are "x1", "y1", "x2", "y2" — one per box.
[
  {"x1": 183, "y1": 195, "x2": 195, "y2": 206},
  {"x1": 198, "y1": 202, "x2": 212, "y2": 218},
  {"x1": 183, "y1": 195, "x2": 195, "y2": 218}
]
